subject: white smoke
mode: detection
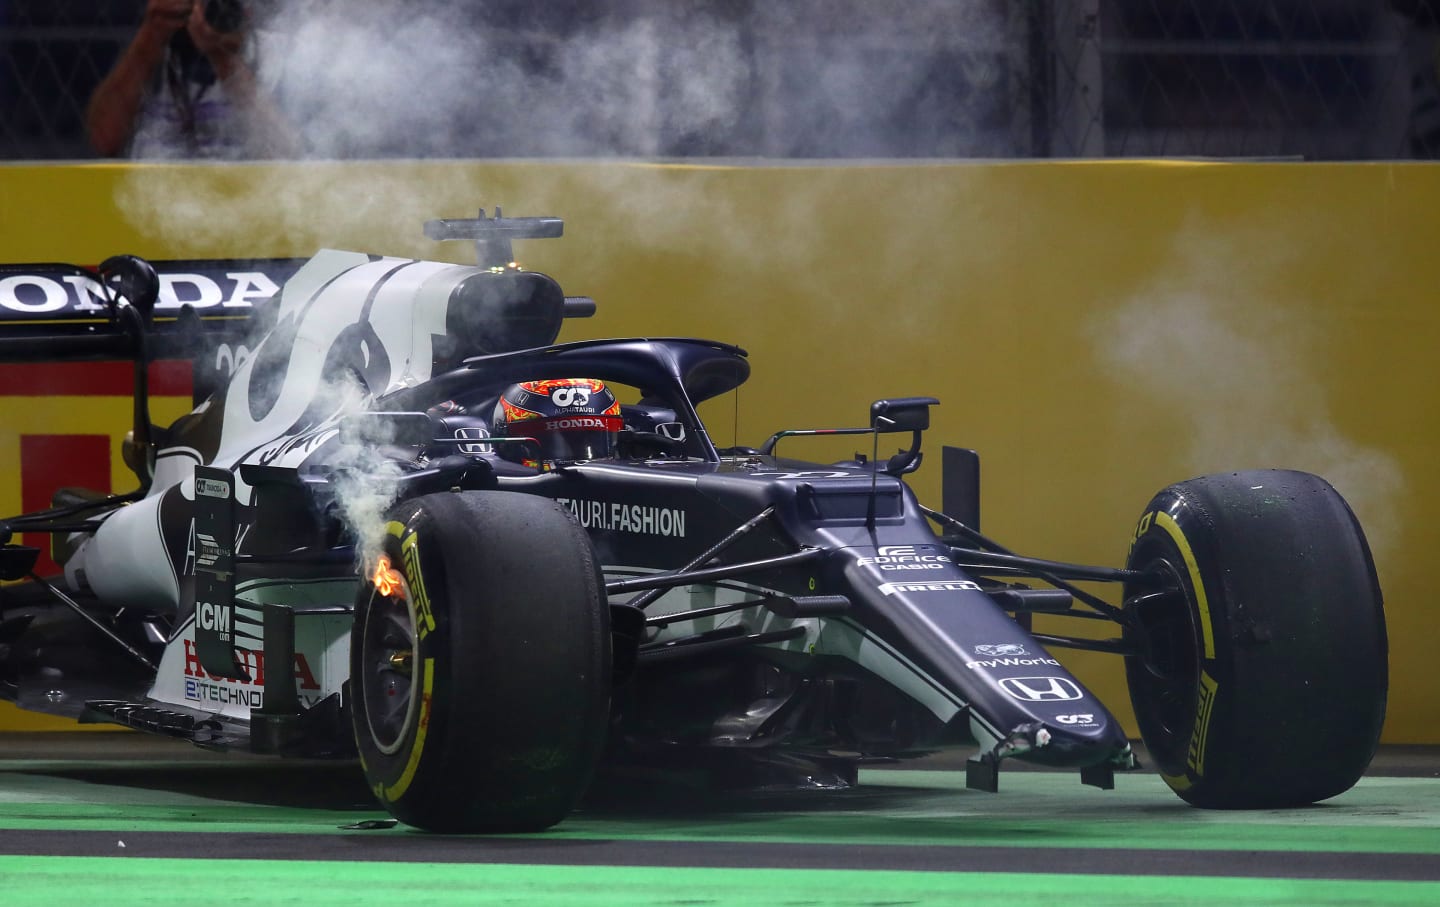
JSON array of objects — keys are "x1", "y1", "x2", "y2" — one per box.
[
  {"x1": 112, "y1": 1, "x2": 1011, "y2": 162},
  {"x1": 310, "y1": 374, "x2": 403, "y2": 572},
  {"x1": 114, "y1": 2, "x2": 1008, "y2": 251},
  {"x1": 111, "y1": 0, "x2": 1012, "y2": 563},
  {"x1": 252, "y1": 3, "x2": 750, "y2": 159},
  {"x1": 1091, "y1": 223, "x2": 1403, "y2": 560}
]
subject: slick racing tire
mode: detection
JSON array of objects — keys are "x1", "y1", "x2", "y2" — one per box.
[
  {"x1": 351, "y1": 490, "x2": 610, "y2": 832},
  {"x1": 1122, "y1": 470, "x2": 1387, "y2": 808}
]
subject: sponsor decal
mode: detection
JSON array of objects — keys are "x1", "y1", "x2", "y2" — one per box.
[
  {"x1": 549, "y1": 416, "x2": 608, "y2": 431},
  {"x1": 0, "y1": 270, "x2": 281, "y2": 315},
  {"x1": 1130, "y1": 511, "x2": 1154, "y2": 546},
  {"x1": 965, "y1": 642, "x2": 1062, "y2": 671},
  {"x1": 183, "y1": 520, "x2": 240, "y2": 576},
  {"x1": 195, "y1": 532, "x2": 223, "y2": 569},
  {"x1": 399, "y1": 532, "x2": 436, "y2": 640},
  {"x1": 856, "y1": 544, "x2": 953, "y2": 572},
  {"x1": 556, "y1": 498, "x2": 686, "y2": 538},
  {"x1": 181, "y1": 639, "x2": 321, "y2": 708},
  {"x1": 999, "y1": 676, "x2": 1084, "y2": 702},
  {"x1": 195, "y1": 477, "x2": 231, "y2": 499},
  {"x1": 196, "y1": 600, "x2": 232, "y2": 642},
  {"x1": 967, "y1": 655, "x2": 1061, "y2": 670},
  {"x1": 550, "y1": 385, "x2": 591, "y2": 407},
  {"x1": 1055, "y1": 713, "x2": 1097, "y2": 727},
  {"x1": 0, "y1": 273, "x2": 107, "y2": 313},
  {"x1": 878, "y1": 580, "x2": 981, "y2": 596},
  {"x1": 155, "y1": 272, "x2": 281, "y2": 309},
  {"x1": 182, "y1": 520, "x2": 247, "y2": 575},
  {"x1": 975, "y1": 643, "x2": 1027, "y2": 657},
  {"x1": 453, "y1": 426, "x2": 489, "y2": 455},
  {"x1": 183, "y1": 676, "x2": 264, "y2": 707}
]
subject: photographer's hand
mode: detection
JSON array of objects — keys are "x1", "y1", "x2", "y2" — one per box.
[
  {"x1": 187, "y1": 2, "x2": 246, "y2": 80},
  {"x1": 188, "y1": 2, "x2": 301, "y2": 158},
  {"x1": 145, "y1": 0, "x2": 194, "y2": 37}
]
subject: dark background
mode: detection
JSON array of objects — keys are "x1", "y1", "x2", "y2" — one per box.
[{"x1": 0, "y1": 0, "x2": 1431, "y2": 160}]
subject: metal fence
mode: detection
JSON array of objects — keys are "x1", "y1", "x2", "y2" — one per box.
[{"x1": 0, "y1": 0, "x2": 1431, "y2": 161}]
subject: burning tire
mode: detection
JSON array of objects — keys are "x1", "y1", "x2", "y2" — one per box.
[
  {"x1": 350, "y1": 490, "x2": 610, "y2": 832},
  {"x1": 1122, "y1": 469, "x2": 1387, "y2": 808}
]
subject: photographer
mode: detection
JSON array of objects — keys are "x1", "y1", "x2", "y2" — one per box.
[
  {"x1": 86, "y1": 0, "x2": 297, "y2": 158},
  {"x1": 1393, "y1": 0, "x2": 1440, "y2": 157}
]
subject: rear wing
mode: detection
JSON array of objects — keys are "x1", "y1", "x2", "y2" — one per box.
[
  {"x1": 0, "y1": 212, "x2": 585, "y2": 410},
  {"x1": 0, "y1": 258, "x2": 306, "y2": 363}
]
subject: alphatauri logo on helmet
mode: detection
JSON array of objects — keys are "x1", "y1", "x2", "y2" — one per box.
[{"x1": 551, "y1": 386, "x2": 591, "y2": 407}]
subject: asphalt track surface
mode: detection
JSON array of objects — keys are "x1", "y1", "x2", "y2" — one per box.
[{"x1": 1, "y1": 733, "x2": 1438, "y2": 906}]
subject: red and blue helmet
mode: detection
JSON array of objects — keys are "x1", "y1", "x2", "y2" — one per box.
[{"x1": 492, "y1": 378, "x2": 621, "y2": 467}]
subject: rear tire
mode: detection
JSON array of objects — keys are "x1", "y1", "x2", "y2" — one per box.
[
  {"x1": 1123, "y1": 470, "x2": 1386, "y2": 808},
  {"x1": 351, "y1": 490, "x2": 610, "y2": 832}
]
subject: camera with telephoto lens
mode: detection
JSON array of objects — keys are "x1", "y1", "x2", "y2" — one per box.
[{"x1": 204, "y1": 0, "x2": 246, "y2": 33}]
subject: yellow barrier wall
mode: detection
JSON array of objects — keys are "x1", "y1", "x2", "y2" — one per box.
[{"x1": 1, "y1": 160, "x2": 1435, "y2": 741}]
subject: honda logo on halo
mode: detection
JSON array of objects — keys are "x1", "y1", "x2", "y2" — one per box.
[{"x1": 1000, "y1": 676, "x2": 1084, "y2": 702}]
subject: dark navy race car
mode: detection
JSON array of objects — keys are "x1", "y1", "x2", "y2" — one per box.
[{"x1": 0, "y1": 213, "x2": 1388, "y2": 831}]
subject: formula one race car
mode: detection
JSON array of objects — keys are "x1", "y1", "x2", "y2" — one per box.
[{"x1": 0, "y1": 213, "x2": 1388, "y2": 832}]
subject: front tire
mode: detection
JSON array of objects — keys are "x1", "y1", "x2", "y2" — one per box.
[
  {"x1": 351, "y1": 490, "x2": 610, "y2": 832},
  {"x1": 1123, "y1": 470, "x2": 1386, "y2": 808}
]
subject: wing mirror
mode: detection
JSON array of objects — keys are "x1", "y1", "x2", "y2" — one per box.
[
  {"x1": 870, "y1": 397, "x2": 939, "y2": 475},
  {"x1": 870, "y1": 397, "x2": 938, "y2": 433},
  {"x1": 758, "y1": 397, "x2": 939, "y2": 471}
]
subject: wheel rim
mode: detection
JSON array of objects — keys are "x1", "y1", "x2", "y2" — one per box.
[
  {"x1": 360, "y1": 568, "x2": 420, "y2": 757},
  {"x1": 1126, "y1": 555, "x2": 1200, "y2": 769}
]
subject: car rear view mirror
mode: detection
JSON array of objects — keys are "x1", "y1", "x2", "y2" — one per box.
[{"x1": 870, "y1": 397, "x2": 939, "y2": 433}]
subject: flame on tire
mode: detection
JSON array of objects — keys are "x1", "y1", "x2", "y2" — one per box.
[{"x1": 372, "y1": 555, "x2": 403, "y2": 598}]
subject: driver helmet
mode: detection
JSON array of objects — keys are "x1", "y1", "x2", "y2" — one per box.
[{"x1": 492, "y1": 378, "x2": 621, "y2": 468}]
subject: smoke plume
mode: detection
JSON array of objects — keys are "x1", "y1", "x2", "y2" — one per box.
[
  {"x1": 115, "y1": 1, "x2": 1010, "y2": 254},
  {"x1": 1091, "y1": 222, "x2": 1403, "y2": 560},
  {"x1": 112, "y1": 1, "x2": 1013, "y2": 564},
  {"x1": 309, "y1": 373, "x2": 403, "y2": 571}
]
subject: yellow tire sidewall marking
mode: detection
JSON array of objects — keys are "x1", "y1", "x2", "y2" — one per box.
[
  {"x1": 1188, "y1": 669, "x2": 1220, "y2": 776},
  {"x1": 400, "y1": 531, "x2": 436, "y2": 640},
  {"x1": 1145, "y1": 508, "x2": 1221, "y2": 786},
  {"x1": 1161, "y1": 771, "x2": 1193, "y2": 791},
  {"x1": 377, "y1": 518, "x2": 437, "y2": 800},
  {"x1": 383, "y1": 656, "x2": 435, "y2": 802},
  {"x1": 1154, "y1": 510, "x2": 1216, "y2": 660}
]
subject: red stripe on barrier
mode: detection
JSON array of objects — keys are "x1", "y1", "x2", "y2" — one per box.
[
  {"x1": 0, "y1": 361, "x2": 193, "y2": 397},
  {"x1": 20, "y1": 434, "x2": 112, "y2": 576}
]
